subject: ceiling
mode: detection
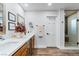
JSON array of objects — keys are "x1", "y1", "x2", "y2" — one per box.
[
  {"x1": 65, "y1": 10, "x2": 77, "y2": 17},
  {"x1": 20, "y1": 3, "x2": 79, "y2": 11}
]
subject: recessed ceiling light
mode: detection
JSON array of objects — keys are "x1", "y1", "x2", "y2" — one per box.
[
  {"x1": 24, "y1": 3, "x2": 28, "y2": 7},
  {"x1": 48, "y1": 3, "x2": 52, "y2": 6}
]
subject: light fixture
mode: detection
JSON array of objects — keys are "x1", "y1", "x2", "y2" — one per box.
[
  {"x1": 24, "y1": 3, "x2": 28, "y2": 7},
  {"x1": 48, "y1": 3, "x2": 52, "y2": 6}
]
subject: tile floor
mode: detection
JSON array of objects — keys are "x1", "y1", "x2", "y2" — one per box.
[
  {"x1": 65, "y1": 42, "x2": 78, "y2": 47},
  {"x1": 32, "y1": 48, "x2": 79, "y2": 56}
]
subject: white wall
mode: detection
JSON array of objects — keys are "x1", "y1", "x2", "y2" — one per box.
[
  {"x1": 4, "y1": 3, "x2": 25, "y2": 35},
  {"x1": 0, "y1": 12, "x2": 2, "y2": 17},
  {"x1": 77, "y1": 11, "x2": 79, "y2": 43},
  {"x1": 59, "y1": 10, "x2": 65, "y2": 48},
  {"x1": 0, "y1": 4, "x2": 3, "y2": 11},
  {"x1": 25, "y1": 10, "x2": 64, "y2": 48}
]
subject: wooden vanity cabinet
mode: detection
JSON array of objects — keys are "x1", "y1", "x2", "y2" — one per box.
[
  {"x1": 13, "y1": 41, "x2": 30, "y2": 56},
  {"x1": 12, "y1": 35, "x2": 35, "y2": 56}
]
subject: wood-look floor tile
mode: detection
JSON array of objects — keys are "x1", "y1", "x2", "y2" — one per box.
[{"x1": 32, "y1": 48, "x2": 79, "y2": 56}]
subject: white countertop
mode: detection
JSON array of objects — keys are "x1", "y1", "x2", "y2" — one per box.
[{"x1": 0, "y1": 31, "x2": 35, "y2": 56}]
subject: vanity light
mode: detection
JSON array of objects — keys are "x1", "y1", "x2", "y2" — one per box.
[
  {"x1": 24, "y1": 3, "x2": 28, "y2": 7},
  {"x1": 48, "y1": 3, "x2": 52, "y2": 6}
]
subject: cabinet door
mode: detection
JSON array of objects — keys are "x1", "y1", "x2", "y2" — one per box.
[
  {"x1": 13, "y1": 48, "x2": 23, "y2": 56},
  {"x1": 12, "y1": 36, "x2": 35, "y2": 56},
  {"x1": 21, "y1": 48, "x2": 28, "y2": 56},
  {"x1": 13, "y1": 50, "x2": 22, "y2": 56},
  {"x1": 13, "y1": 42, "x2": 30, "y2": 56}
]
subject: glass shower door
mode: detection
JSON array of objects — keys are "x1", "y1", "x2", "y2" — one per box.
[{"x1": 68, "y1": 17, "x2": 77, "y2": 46}]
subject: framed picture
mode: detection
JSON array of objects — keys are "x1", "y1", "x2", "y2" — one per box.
[
  {"x1": 8, "y1": 22, "x2": 15, "y2": 30},
  {"x1": 8, "y1": 12, "x2": 16, "y2": 22}
]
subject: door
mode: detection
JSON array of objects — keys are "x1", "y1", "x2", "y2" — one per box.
[
  {"x1": 46, "y1": 16, "x2": 56, "y2": 47},
  {"x1": 68, "y1": 17, "x2": 77, "y2": 45}
]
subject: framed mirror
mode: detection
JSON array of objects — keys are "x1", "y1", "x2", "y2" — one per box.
[{"x1": 0, "y1": 3, "x2": 6, "y2": 35}]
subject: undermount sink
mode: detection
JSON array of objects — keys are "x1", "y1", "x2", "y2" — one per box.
[
  {"x1": 0, "y1": 41, "x2": 19, "y2": 55},
  {"x1": 0, "y1": 40, "x2": 19, "y2": 52},
  {"x1": 0, "y1": 39, "x2": 19, "y2": 45},
  {"x1": 0, "y1": 39, "x2": 7, "y2": 45}
]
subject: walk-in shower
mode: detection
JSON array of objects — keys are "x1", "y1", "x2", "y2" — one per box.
[{"x1": 65, "y1": 10, "x2": 79, "y2": 47}]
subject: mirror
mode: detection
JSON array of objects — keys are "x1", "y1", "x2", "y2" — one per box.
[{"x1": 0, "y1": 3, "x2": 6, "y2": 35}]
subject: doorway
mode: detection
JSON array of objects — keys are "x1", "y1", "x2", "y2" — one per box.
[{"x1": 65, "y1": 10, "x2": 78, "y2": 47}]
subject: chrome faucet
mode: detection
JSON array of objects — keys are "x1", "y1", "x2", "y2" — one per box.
[{"x1": 0, "y1": 36, "x2": 5, "y2": 41}]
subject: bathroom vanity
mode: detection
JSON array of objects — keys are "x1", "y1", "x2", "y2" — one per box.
[
  {"x1": 0, "y1": 31, "x2": 35, "y2": 56},
  {"x1": 12, "y1": 35, "x2": 35, "y2": 56},
  {"x1": 0, "y1": 3, "x2": 36, "y2": 56}
]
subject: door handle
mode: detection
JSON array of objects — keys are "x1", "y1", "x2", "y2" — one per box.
[
  {"x1": 77, "y1": 19, "x2": 79, "y2": 22},
  {"x1": 46, "y1": 33, "x2": 50, "y2": 35}
]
